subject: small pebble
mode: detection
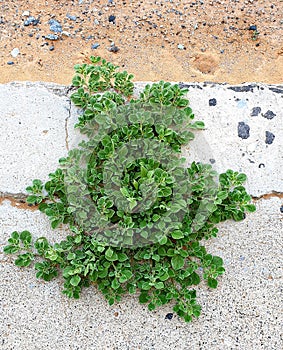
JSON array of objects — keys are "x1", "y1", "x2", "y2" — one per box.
[
  {"x1": 7, "y1": 61, "x2": 14, "y2": 65},
  {"x1": 165, "y1": 313, "x2": 173, "y2": 320},
  {"x1": 263, "y1": 110, "x2": 276, "y2": 119},
  {"x1": 24, "y1": 16, "x2": 37, "y2": 26},
  {"x1": 91, "y1": 43, "x2": 100, "y2": 49},
  {"x1": 109, "y1": 15, "x2": 116, "y2": 23},
  {"x1": 108, "y1": 46, "x2": 119, "y2": 53},
  {"x1": 49, "y1": 46, "x2": 55, "y2": 51},
  {"x1": 251, "y1": 106, "x2": 261, "y2": 116},
  {"x1": 280, "y1": 205, "x2": 283, "y2": 213},
  {"x1": 49, "y1": 19, "x2": 62, "y2": 33},
  {"x1": 238, "y1": 122, "x2": 250, "y2": 139},
  {"x1": 66, "y1": 14, "x2": 77, "y2": 21},
  {"x1": 45, "y1": 34, "x2": 59, "y2": 40},
  {"x1": 177, "y1": 44, "x2": 184, "y2": 50},
  {"x1": 265, "y1": 131, "x2": 275, "y2": 144},
  {"x1": 62, "y1": 31, "x2": 71, "y2": 37},
  {"x1": 22, "y1": 11, "x2": 30, "y2": 17},
  {"x1": 249, "y1": 25, "x2": 257, "y2": 30},
  {"x1": 209, "y1": 159, "x2": 216, "y2": 164},
  {"x1": 209, "y1": 98, "x2": 217, "y2": 106},
  {"x1": 11, "y1": 48, "x2": 20, "y2": 58}
]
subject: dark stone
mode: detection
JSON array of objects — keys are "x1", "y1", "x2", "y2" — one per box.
[
  {"x1": 265, "y1": 131, "x2": 275, "y2": 144},
  {"x1": 238, "y1": 122, "x2": 250, "y2": 139},
  {"x1": 269, "y1": 87, "x2": 283, "y2": 94},
  {"x1": 249, "y1": 25, "x2": 257, "y2": 30},
  {"x1": 258, "y1": 163, "x2": 265, "y2": 168},
  {"x1": 24, "y1": 16, "x2": 37, "y2": 26},
  {"x1": 280, "y1": 206, "x2": 283, "y2": 213},
  {"x1": 45, "y1": 34, "x2": 59, "y2": 40},
  {"x1": 49, "y1": 45, "x2": 55, "y2": 51},
  {"x1": 49, "y1": 19, "x2": 62, "y2": 33},
  {"x1": 91, "y1": 43, "x2": 100, "y2": 49},
  {"x1": 7, "y1": 61, "x2": 14, "y2": 65},
  {"x1": 209, "y1": 98, "x2": 217, "y2": 106},
  {"x1": 178, "y1": 83, "x2": 202, "y2": 90},
  {"x1": 32, "y1": 19, "x2": 40, "y2": 26},
  {"x1": 263, "y1": 110, "x2": 276, "y2": 120},
  {"x1": 228, "y1": 85, "x2": 254, "y2": 92},
  {"x1": 109, "y1": 15, "x2": 116, "y2": 23},
  {"x1": 251, "y1": 106, "x2": 261, "y2": 116},
  {"x1": 165, "y1": 313, "x2": 173, "y2": 320},
  {"x1": 108, "y1": 46, "x2": 119, "y2": 53},
  {"x1": 209, "y1": 159, "x2": 216, "y2": 164}
]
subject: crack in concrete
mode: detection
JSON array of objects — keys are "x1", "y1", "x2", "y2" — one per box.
[
  {"x1": 252, "y1": 191, "x2": 283, "y2": 201},
  {"x1": 1, "y1": 189, "x2": 282, "y2": 213},
  {"x1": 65, "y1": 98, "x2": 71, "y2": 151},
  {"x1": 0, "y1": 193, "x2": 38, "y2": 211}
]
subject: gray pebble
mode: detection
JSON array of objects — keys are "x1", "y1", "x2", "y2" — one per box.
[
  {"x1": 238, "y1": 122, "x2": 250, "y2": 139},
  {"x1": 251, "y1": 106, "x2": 261, "y2": 116},
  {"x1": 66, "y1": 14, "x2": 77, "y2": 21},
  {"x1": 108, "y1": 46, "x2": 119, "y2": 53},
  {"x1": 265, "y1": 131, "x2": 275, "y2": 144},
  {"x1": 263, "y1": 110, "x2": 276, "y2": 119},
  {"x1": 209, "y1": 98, "x2": 217, "y2": 106},
  {"x1": 24, "y1": 16, "x2": 36, "y2": 26},
  {"x1": 91, "y1": 43, "x2": 100, "y2": 49},
  {"x1": 49, "y1": 19, "x2": 62, "y2": 33},
  {"x1": 7, "y1": 61, "x2": 14, "y2": 65},
  {"x1": 177, "y1": 44, "x2": 185, "y2": 50},
  {"x1": 45, "y1": 34, "x2": 59, "y2": 40}
]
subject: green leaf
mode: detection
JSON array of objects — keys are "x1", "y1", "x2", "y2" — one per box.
[
  {"x1": 118, "y1": 253, "x2": 128, "y2": 262},
  {"x1": 105, "y1": 247, "x2": 113, "y2": 259},
  {"x1": 19, "y1": 231, "x2": 32, "y2": 247},
  {"x1": 154, "y1": 281, "x2": 164, "y2": 289},
  {"x1": 3, "y1": 245, "x2": 20, "y2": 254},
  {"x1": 15, "y1": 253, "x2": 34, "y2": 267},
  {"x1": 207, "y1": 277, "x2": 218, "y2": 288},
  {"x1": 171, "y1": 230, "x2": 184, "y2": 240},
  {"x1": 171, "y1": 255, "x2": 185, "y2": 270},
  {"x1": 245, "y1": 204, "x2": 256, "y2": 212},
  {"x1": 70, "y1": 275, "x2": 81, "y2": 286},
  {"x1": 139, "y1": 292, "x2": 151, "y2": 304},
  {"x1": 158, "y1": 236, "x2": 167, "y2": 245},
  {"x1": 111, "y1": 278, "x2": 120, "y2": 290}
]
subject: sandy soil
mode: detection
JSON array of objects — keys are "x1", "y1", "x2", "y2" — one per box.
[{"x1": 0, "y1": 0, "x2": 282, "y2": 85}]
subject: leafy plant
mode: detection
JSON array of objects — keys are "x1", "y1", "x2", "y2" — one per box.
[{"x1": 4, "y1": 56, "x2": 256, "y2": 322}]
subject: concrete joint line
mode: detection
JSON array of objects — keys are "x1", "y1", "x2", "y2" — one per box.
[{"x1": 65, "y1": 98, "x2": 71, "y2": 151}]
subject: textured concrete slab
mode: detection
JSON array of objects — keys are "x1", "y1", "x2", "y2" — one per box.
[
  {"x1": 0, "y1": 81, "x2": 282, "y2": 350},
  {"x1": 1, "y1": 82, "x2": 282, "y2": 197},
  {"x1": 0, "y1": 82, "x2": 71, "y2": 193},
  {"x1": 0, "y1": 198, "x2": 282, "y2": 350}
]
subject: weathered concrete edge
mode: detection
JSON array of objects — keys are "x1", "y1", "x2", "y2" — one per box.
[{"x1": 1, "y1": 81, "x2": 282, "y2": 200}]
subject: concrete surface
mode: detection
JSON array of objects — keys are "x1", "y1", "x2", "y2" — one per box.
[{"x1": 0, "y1": 82, "x2": 282, "y2": 350}]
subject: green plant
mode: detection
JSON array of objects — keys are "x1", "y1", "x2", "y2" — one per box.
[
  {"x1": 252, "y1": 30, "x2": 260, "y2": 41},
  {"x1": 4, "y1": 56, "x2": 256, "y2": 322}
]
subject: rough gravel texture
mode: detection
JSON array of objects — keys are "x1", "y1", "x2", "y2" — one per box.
[{"x1": 0, "y1": 0, "x2": 282, "y2": 84}]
